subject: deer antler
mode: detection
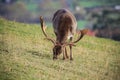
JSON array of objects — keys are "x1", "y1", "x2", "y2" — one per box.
[
  {"x1": 65, "y1": 29, "x2": 88, "y2": 46},
  {"x1": 40, "y1": 16, "x2": 56, "y2": 45},
  {"x1": 73, "y1": 29, "x2": 88, "y2": 43},
  {"x1": 40, "y1": 16, "x2": 47, "y2": 37}
]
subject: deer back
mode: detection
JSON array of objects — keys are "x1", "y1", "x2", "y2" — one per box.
[{"x1": 52, "y1": 9, "x2": 77, "y2": 43}]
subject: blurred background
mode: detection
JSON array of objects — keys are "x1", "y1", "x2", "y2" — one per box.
[{"x1": 0, "y1": 0, "x2": 120, "y2": 41}]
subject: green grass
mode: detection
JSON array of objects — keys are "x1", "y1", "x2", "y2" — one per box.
[
  {"x1": 78, "y1": 1, "x2": 103, "y2": 7},
  {"x1": 27, "y1": 3, "x2": 38, "y2": 12},
  {"x1": 77, "y1": 20, "x2": 88, "y2": 29},
  {"x1": 0, "y1": 18, "x2": 120, "y2": 80}
]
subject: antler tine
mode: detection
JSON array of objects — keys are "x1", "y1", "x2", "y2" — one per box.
[
  {"x1": 40, "y1": 16, "x2": 47, "y2": 37},
  {"x1": 65, "y1": 29, "x2": 88, "y2": 46},
  {"x1": 44, "y1": 37, "x2": 56, "y2": 45},
  {"x1": 40, "y1": 16, "x2": 56, "y2": 45},
  {"x1": 73, "y1": 29, "x2": 88, "y2": 43}
]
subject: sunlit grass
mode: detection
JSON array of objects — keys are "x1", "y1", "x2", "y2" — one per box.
[{"x1": 0, "y1": 18, "x2": 120, "y2": 80}]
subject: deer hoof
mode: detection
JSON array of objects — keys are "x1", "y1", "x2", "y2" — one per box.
[
  {"x1": 63, "y1": 57, "x2": 65, "y2": 60},
  {"x1": 66, "y1": 56, "x2": 69, "y2": 59},
  {"x1": 70, "y1": 58, "x2": 73, "y2": 60},
  {"x1": 53, "y1": 57, "x2": 57, "y2": 60}
]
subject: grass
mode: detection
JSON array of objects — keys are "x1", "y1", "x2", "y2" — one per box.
[
  {"x1": 0, "y1": 18, "x2": 120, "y2": 80},
  {"x1": 27, "y1": 3, "x2": 38, "y2": 12},
  {"x1": 77, "y1": 20, "x2": 88, "y2": 29},
  {"x1": 24, "y1": 0, "x2": 116, "y2": 12},
  {"x1": 78, "y1": 1, "x2": 103, "y2": 7}
]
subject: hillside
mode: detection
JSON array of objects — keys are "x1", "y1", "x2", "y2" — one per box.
[{"x1": 0, "y1": 18, "x2": 120, "y2": 80}]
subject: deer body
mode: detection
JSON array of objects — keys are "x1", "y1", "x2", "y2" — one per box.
[
  {"x1": 40, "y1": 9, "x2": 88, "y2": 60},
  {"x1": 52, "y1": 9, "x2": 77, "y2": 44}
]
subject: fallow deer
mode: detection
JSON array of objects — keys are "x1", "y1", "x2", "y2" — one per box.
[{"x1": 40, "y1": 9, "x2": 88, "y2": 60}]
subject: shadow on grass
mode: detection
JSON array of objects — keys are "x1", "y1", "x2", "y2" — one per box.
[
  {"x1": 0, "y1": 41, "x2": 9, "y2": 54},
  {"x1": 26, "y1": 50, "x2": 51, "y2": 59}
]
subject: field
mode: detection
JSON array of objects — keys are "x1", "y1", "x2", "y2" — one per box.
[{"x1": 0, "y1": 18, "x2": 120, "y2": 80}]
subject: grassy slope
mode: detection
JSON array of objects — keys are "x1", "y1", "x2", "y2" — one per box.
[{"x1": 0, "y1": 18, "x2": 120, "y2": 80}]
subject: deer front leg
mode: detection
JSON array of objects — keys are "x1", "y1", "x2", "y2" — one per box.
[
  {"x1": 69, "y1": 45, "x2": 73, "y2": 60},
  {"x1": 65, "y1": 47, "x2": 69, "y2": 59},
  {"x1": 69, "y1": 37, "x2": 73, "y2": 60},
  {"x1": 63, "y1": 47, "x2": 65, "y2": 60}
]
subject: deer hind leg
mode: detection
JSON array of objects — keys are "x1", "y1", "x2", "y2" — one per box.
[{"x1": 69, "y1": 37, "x2": 73, "y2": 60}]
